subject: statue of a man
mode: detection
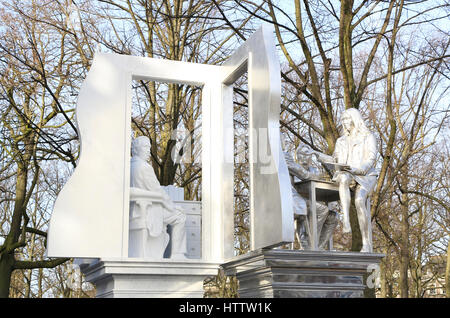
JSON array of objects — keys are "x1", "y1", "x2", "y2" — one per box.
[
  {"x1": 313, "y1": 108, "x2": 378, "y2": 252},
  {"x1": 284, "y1": 145, "x2": 338, "y2": 250},
  {"x1": 130, "y1": 136, "x2": 187, "y2": 259}
]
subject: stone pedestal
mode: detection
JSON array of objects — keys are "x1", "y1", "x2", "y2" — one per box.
[
  {"x1": 80, "y1": 258, "x2": 220, "y2": 298},
  {"x1": 221, "y1": 249, "x2": 384, "y2": 298}
]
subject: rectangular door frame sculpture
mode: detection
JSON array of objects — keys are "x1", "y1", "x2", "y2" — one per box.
[{"x1": 47, "y1": 24, "x2": 294, "y2": 262}]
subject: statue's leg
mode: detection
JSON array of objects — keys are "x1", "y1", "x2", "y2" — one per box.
[
  {"x1": 316, "y1": 203, "x2": 328, "y2": 237},
  {"x1": 336, "y1": 173, "x2": 352, "y2": 233},
  {"x1": 293, "y1": 191, "x2": 308, "y2": 249},
  {"x1": 166, "y1": 210, "x2": 188, "y2": 258},
  {"x1": 297, "y1": 215, "x2": 310, "y2": 250},
  {"x1": 293, "y1": 217, "x2": 301, "y2": 249},
  {"x1": 318, "y1": 210, "x2": 338, "y2": 250},
  {"x1": 355, "y1": 186, "x2": 372, "y2": 252}
]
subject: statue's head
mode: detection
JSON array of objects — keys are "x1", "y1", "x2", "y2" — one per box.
[
  {"x1": 295, "y1": 144, "x2": 313, "y2": 167},
  {"x1": 341, "y1": 108, "x2": 369, "y2": 136},
  {"x1": 131, "y1": 136, "x2": 151, "y2": 159}
]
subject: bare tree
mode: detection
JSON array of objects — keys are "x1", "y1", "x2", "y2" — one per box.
[
  {"x1": 213, "y1": 0, "x2": 449, "y2": 298},
  {"x1": 0, "y1": 0, "x2": 92, "y2": 297}
]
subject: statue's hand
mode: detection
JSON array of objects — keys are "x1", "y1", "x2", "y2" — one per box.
[{"x1": 344, "y1": 167, "x2": 364, "y2": 175}]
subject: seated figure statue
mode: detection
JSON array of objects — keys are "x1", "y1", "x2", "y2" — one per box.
[
  {"x1": 284, "y1": 145, "x2": 338, "y2": 250},
  {"x1": 129, "y1": 136, "x2": 187, "y2": 260},
  {"x1": 312, "y1": 108, "x2": 378, "y2": 253}
]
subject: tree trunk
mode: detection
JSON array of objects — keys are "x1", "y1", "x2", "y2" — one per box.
[
  {"x1": 380, "y1": 252, "x2": 388, "y2": 298},
  {"x1": 0, "y1": 164, "x2": 28, "y2": 298},
  {"x1": 161, "y1": 138, "x2": 177, "y2": 186},
  {"x1": 446, "y1": 240, "x2": 450, "y2": 297},
  {"x1": 38, "y1": 267, "x2": 43, "y2": 298},
  {"x1": 350, "y1": 198, "x2": 362, "y2": 251},
  {"x1": 0, "y1": 253, "x2": 15, "y2": 298},
  {"x1": 399, "y1": 221, "x2": 409, "y2": 297},
  {"x1": 413, "y1": 207, "x2": 424, "y2": 298},
  {"x1": 25, "y1": 233, "x2": 36, "y2": 298},
  {"x1": 399, "y1": 171, "x2": 410, "y2": 298},
  {"x1": 25, "y1": 269, "x2": 32, "y2": 298}
]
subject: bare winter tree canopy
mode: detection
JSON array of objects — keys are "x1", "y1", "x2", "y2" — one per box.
[{"x1": 0, "y1": 0, "x2": 448, "y2": 298}]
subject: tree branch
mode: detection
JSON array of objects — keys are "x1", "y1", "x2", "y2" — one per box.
[{"x1": 14, "y1": 258, "x2": 70, "y2": 270}]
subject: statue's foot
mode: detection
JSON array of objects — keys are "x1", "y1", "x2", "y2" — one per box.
[
  {"x1": 360, "y1": 245, "x2": 372, "y2": 253},
  {"x1": 170, "y1": 253, "x2": 188, "y2": 260},
  {"x1": 343, "y1": 222, "x2": 351, "y2": 233}
]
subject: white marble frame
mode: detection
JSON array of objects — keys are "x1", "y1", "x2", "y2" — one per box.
[
  {"x1": 222, "y1": 25, "x2": 294, "y2": 254},
  {"x1": 46, "y1": 25, "x2": 294, "y2": 262}
]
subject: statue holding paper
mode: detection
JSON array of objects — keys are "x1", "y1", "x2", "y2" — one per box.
[{"x1": 312, "y1": 108, "x2": 378, "y2": 252}]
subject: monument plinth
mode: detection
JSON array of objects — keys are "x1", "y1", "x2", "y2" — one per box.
[
  {"x1": 221, "y1": 249, "x2": 384, "y2": 298},
  {"x1": 80, "y1": 258, "x2": 219, "y2": 298}
]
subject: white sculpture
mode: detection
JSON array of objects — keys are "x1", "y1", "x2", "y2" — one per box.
[
  {"x1": 47, "y1": 25, "x2": 293, "y2": 261},
  {"x1": 314, "y1": 108, "x2": 378, "y2": 252},
  {"x1": 284, "y1": 146, "x2": 338, "y2": 250},
  {"x1": 129, "y1": 136, "x2": 187, "y2": 259}
]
